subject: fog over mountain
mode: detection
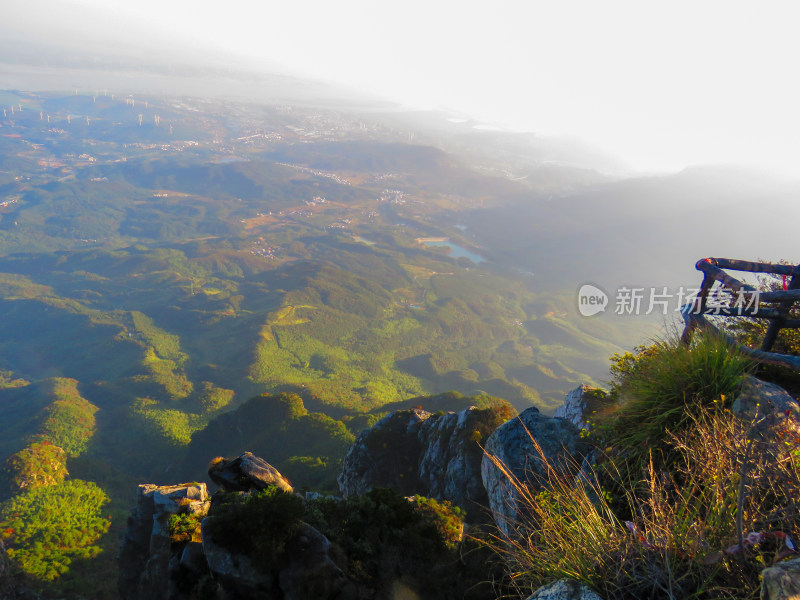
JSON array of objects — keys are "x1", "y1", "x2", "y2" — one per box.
[{"x1": 4, "y1": 0, "x2": 800, "y2": 177}]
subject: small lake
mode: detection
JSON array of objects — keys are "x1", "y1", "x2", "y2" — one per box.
[{"x1": 420, "y1": 239, "x2": 485, "y2": 264}]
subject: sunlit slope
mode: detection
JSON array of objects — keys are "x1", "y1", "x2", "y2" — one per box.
[
  {"x1": 0, "y1": 235, "x2": 578, "y2": 412},
  {"x1": 0, "y1": 91, "x2": 628, "y2": 464}
]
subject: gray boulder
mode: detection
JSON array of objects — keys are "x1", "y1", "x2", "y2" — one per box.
[
  {"x1": 733, "y1": 375, "x2": 800, "y2": 440},
  {"x1": 554, "y1": 385, "x2": 608, "y2": 430},
  {"x1": 481, "y1": 408, "x2": 590, "y2": 537},
  {"x1": 554, "y1": 386, "x2": 591, "y2": 428},
  {"x1": 338, "y1": 408, "x2": 429, "y2": 498},
  {"x1": 338, "y1": 406, "x2": 498, "y2": 517},
  {"x1": 208, "y1": 451, "x2": 293, "y2": 493},
  {"x1": 527, "y1": 578, "x2": 604, "y2": 600},
  {"x1": 416, "y1": 408, "x2": 491, "y2": 512},
  {"x1": 760, "y1": 557, "x2": 800, "y2": 600},
  {"x1": 177, "y1": 541, "x2": 206, "y2": 577}
]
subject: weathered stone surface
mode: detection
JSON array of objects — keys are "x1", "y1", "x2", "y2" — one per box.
[
  {"x1": 185, "y1": 500, "x2": 209, "y2": 518},
  {"x1": 119, "y1": 455, "x2": 352, "y2": 600},
  {"x1": 120, "y1": 455, "x2": 353, "y2": 600},
  {"x1": 733, "y1": 375, "x2": 800, "y2": 441},
  {"x1": 117, "y1": 483, "x2": 208, "y2": 600},
  {"x1": 178, "y1": 541, "x2": 206, "y2": 576},
  {"x1": 554, "y1": 386, "x2": 591, "y2": 428},
  {"x1": 168, "y1": 541, "x2": 214, "y2": 600},
  {"x1": 734, "y1": 376, "x2": 800, "y2": 417},
  {"x1": 760, "y1": 557, "x2": 800, "y2": 600},
  {"x1": 481, "y1": 408, "x2": 590, "y2": 537},
  {"x1": 339, "y1": 408, "x2": 430, "y2": 498},
  {"x1": 554, "y1": 385, "x2": 611, "y2": 431},
  {"x1": 527, "y1": 578, "x2": 604, "y2": 600},
  {"x1": 208, "y1": 451, "x2": 293, "y2": 493},
  {"x1": 338, "y1": 407, "x2": 492, "y2": 516},
  {"x1": 416, "y1": 409, "x2": 489, "y2": 513}
]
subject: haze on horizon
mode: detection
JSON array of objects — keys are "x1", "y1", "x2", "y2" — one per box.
[{"x1": 2, "y1": 0, "x2": 799, "y2": 178}]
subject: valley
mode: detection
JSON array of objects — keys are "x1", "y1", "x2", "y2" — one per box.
[{"x1": 0, "y1": 88, "x2": 650, "y2": 595}]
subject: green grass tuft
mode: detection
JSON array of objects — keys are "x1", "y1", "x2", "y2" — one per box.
[{"x1": 599, "y1": 331, "x2": 754, "y2": 468}]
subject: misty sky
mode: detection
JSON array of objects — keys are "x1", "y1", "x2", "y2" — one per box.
[{"x1": 4, "y1": 0, "x2": 800, "y2": 177}]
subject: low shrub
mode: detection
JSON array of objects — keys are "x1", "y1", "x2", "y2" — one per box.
[
  {"x1": 202, "y1": 486, "x2": 305, "y2": 571},
  {"x1": 409, "y1": 495, "x2": 466, "y2": 551},
  {"x1": 464, "y1": 404, "x2": 517, "y2": 453},
  {"x1": 598, "y1": 331, "x2": 753, "y2": 470},
  {"x1": 304, "y1": 487, "x2": 490, "y2": 599}
]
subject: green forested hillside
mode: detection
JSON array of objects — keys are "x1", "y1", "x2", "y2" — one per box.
[{"x1": 0, "y1": 90, "x2": 637, "y2": 596}]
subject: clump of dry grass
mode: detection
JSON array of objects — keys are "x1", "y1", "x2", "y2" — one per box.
[{"x1": 483, "y1": 404, "x2": 800, "y2": 600}]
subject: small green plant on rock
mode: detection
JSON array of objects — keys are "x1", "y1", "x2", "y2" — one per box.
[
  {"x1": 167, "y1": 513, "x2": 202, "y2": 544},
  {"x1": 409, "y1": 495, "x2": 465, "y2": 551}
]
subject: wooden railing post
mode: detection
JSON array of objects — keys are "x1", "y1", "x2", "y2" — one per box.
[{"x1": 761, "y1": 274, "x2": 800, "y2": 351}]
